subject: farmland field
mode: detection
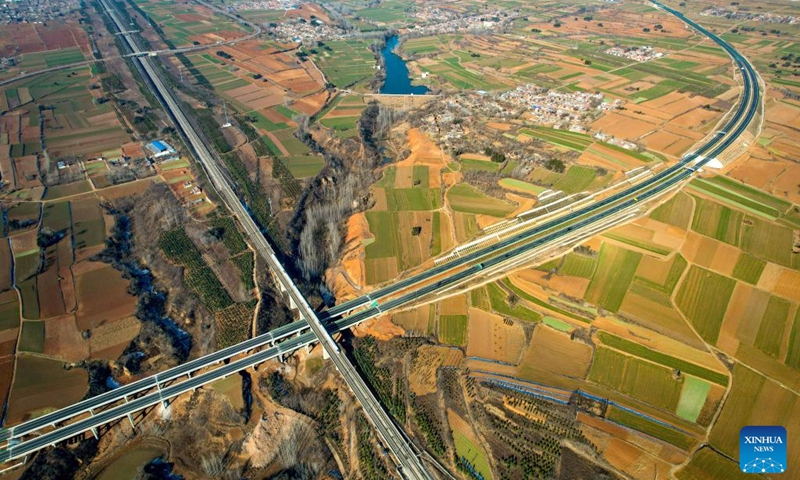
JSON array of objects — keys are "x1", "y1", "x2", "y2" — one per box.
[
  {"x1": 585, "y1": 243, "x2": 642, "y2": 312},
  {"x1": 650, "y1": 192, "x2": 693, "y2": 229},
  {"x1": 487, "y1": 282, "x2": 541, "y2": 323},
  {"x1": 731, "y1": 252, "x2": 766, "y2": 285},
  {"x1": 6, "y1": 355, "x2": 88, "y2": 424},
  {"x1": 588, "y1": 347, "x2": 683, "y2": 411},
  {"x1": 312, "y1": 40, "x2": 376, "y2": 88},
  {"x1": 690, "y1": 196, "x2": 742, "y2": 245},
  {"x1": 447, "y1": 184, "x2": 516, "y2": 217},
  {"x1": 676, "y1": 377, "x2": 712, "y2": 423},
  {"x1": 558, "y1": 252, "x2": 597, "y2": 278},
  {"x1": 438, "y1": 315, "x2": 468, "y2": 346},
  {"x1": 675, "y1": 266, "x2": 736, "y2": 344},
  {"x1": 519, "y1": 126, "x2": 593, "y2": 151},
  {"x1": 676, "y1": 448, "x2": 753, "y2": 480},
  {"x1": 598, "y1": 332, "x2": 728, "y2": 385},
  {"x1": 606, "y1": 407, "x2": 695, "y2": 450},
  {"x1": 709, "y1": 364, "x2": 800, "y2": 466}
]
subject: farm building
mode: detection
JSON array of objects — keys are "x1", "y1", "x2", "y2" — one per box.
[{"x1": 145, "y1": 140, "x2": 176, "y2": 159}]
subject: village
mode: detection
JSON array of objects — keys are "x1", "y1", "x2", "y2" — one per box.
[
  {"x1": 701, "y1": 6, "x2": 799, "y2": 24},
  {"x1": 499, "y1": 83, "x2": 623, "y2": 132},
  {"x1": 0, "y1": 0, "x2": 79, "y2": 24},
  {"x1": 604, "y1": 45, "x2": 664, "y2": 62}
]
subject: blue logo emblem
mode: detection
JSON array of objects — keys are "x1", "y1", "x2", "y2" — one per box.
[{"x1": 740, "y1": 426, "x2": 786, "y2": 474}]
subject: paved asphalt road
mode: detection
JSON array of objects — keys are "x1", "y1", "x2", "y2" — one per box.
[
  {"x1": 0, "y1": 0, "x2": 759, "y2": 473},
  {"x1": 79, "y1": 1, "x2": 431, "y2": 477}
]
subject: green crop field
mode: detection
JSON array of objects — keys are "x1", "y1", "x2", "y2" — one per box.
[
  {"x1": 312, "y1": 40, "x2": 376, "y2": 88},
  {"x1": 740, "y1": 216, "x2": 796, "y2": 268},
  {"x1": 487, "y1": 282, "x2": 541, "y2": 323},
  {"x1": 676, "y1": 377, "x2": 712, "y2": 422},
  {"x1": 19, "y1": 321, "x2": 45, "y2": 353},
  {"x1": 732, "y1": 252, "x2": 766, "y2": 285},
  {"x1": 498, "y1": 178, "x2": 546, "y2": 194},
  {"x1": 461, "y1": 158, "x2": 501, "y2": 173},
  {"x1": 675, "y1": 266, "x2": 736, "y2": 344},
  {"x1": 754, "y1": 296, "x2": 792, "y2": 359},
  {"x1": 285, "y1": 155, "x2": 324, "y2": 178},
  {"x1": 689, "y1": 179, "x2": 780, "y2": 220},
  {"x1": 452, "y1": 429, "x2": 492, "y2": 480},
  {"x1": 274, "y1": 129, "x2": 311, "y2": 156},
  {"x1": 706, "y1": 176, "x2": 792, "y2": 213},
  {"x1": 421, "y1": 56, "x2": 505, "y2": 91},
  {"x1": 387, "y1": 188, "x2": 442, "y2": 211},
  {"x1": 676, "y1": 448, "x2": 753, "y2": 480},
  {"x1": 589, "y1": 347, "x2": 683, "y2": 411},
  {"x1": 708, "y1": 364, "x2": 798, "y2": 460},
  {"x1": 598, "y1": 333, "x2": 728, "y2": 385},
  {"x1": 439, "y1": 315, "x2": 468, "y2": 346},
  {"x1": 0, "y1": 293, "x2": 19, "y2": 331},
  {"x1": 447, "y1": 184, "x2": 516, "y2": 217},
  {"x1": 18, "y1": 278, "x2": 39, "y2": 319},
  {"x1": 585, "y1": 243, "x2": 642, "y2": 312},
  {"x1": 690, "y1": 196, "x2": 742, "y2": 245},
  {"x1": 559, "y1": 252, "x2": 597, "y2": 278},
  {"x1": 364, "y1": 211, "x2": 398, "y2": 259},
  {"x1": 470, "y1": 286, "x2": 491, "y2": 311},
  {"x1": 519, "y1": 126, "x2": 593, "y2": 151},
  {"x1": 554, "y1": 165, "x2": 597, "y2": 193},
  {"x1": 607, "y1": 407, "x2": 695, "y2": 450},
  {"x1": 542, "y1": 316, "x2": 572, "y2": 332},
  {"x1": 785, "y1": 308, "x2": 800, "y2": 370}
]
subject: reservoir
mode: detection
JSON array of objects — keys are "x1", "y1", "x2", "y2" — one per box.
[{"x1": 380, "y1": 35, "x2": 429, "y2": 95}]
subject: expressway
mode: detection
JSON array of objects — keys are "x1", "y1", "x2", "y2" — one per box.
[
  {"x1": 322, "y1": 0, "x2": 760, "y2": 320},
  {"x1": 77, "y1": 0, "x2": 433, "y2": 478},
  {"x1": 0, "y1": 0, "x2": 760, "y2": 472}
]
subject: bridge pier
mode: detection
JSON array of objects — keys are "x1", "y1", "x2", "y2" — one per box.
[
  {"x1": 90, "y1": 427, "x2": 98, "y2": 440},
  {"x1": 127, "y1": 413, "x2": 135, "y2": 428}
]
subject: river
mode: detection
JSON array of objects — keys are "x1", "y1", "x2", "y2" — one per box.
[{"x1": 379, "y1": 35, "x2": 429, "y2": 95}]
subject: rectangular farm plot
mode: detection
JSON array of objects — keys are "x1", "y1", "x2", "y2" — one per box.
[
  {"x1": 517, "y1": 324, "x2": 592, "y2": 383},
  {"x1": 584, "y1": 243, "x2": 642, "y2": 313},
  {"x1": 74, "y1": 264, "x2": 137, "y2": 331},
  {"x1": 466, "y1": 307, "x2": 526, "y2": 365},
  {"x1": 519, "y1": 126, "x2": 593, "y2": 152},
  {"x1": 606, "y1": 407, "x2": 695, "y2": 451},
  {"x1": 553, "y1": 165, "x2": 597, "y2": 194},
  {"x1": 438, "y1": 315, "x2": 467, "y2": 347},
  {"x1": 690, "y1": 196, "x2": 742, "y2": 246},
  {"x1": 19, "y1": 320, "x2": 45, "y2": 353},
  {"x1": 0, "y1": 291, "x2": 20, "y2": 331},
  {"x1": 740, "y1": 216, "x2": 797, "y2": 269},
  {"x1": 6, "y1": 355, "x2": 88, "y2": 424},
  {"x1": 676, "y1": 448, "x2": 754, "y2": 480},
  {"x1": 709, "y1": 364, "x2": 800, "y2": 466},
  {"x1": 558, "y1": 252, "x2": 597, "y2": 279},
  {"x1": 597, "y1": 332, "x2": 728, "y2": 386},
  {"x1": 588, "y1": 347, "x2": 683, "y2": 412},
  {"x1": 447, "y1": 184, "x2": 515, "y2": 217},
  {"x1": 676, "y1": 377, "x2": 712, "y2": 422},
  {"x1": 675, "y1": 266, "x2": 737, "y2": 345},
  {"x1": 753, "y1": 296, "x2": 792, "y2": 359},
  {"x1": 732, "y1": 252, "x2": 766, "y2": 285}
]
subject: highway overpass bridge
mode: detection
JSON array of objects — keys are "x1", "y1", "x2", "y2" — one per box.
[{"x1": 0, "y1": 1, "x2": 762, "y2": 477}]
